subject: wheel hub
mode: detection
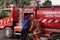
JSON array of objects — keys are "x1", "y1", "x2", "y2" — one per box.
[{"x1": 6, "y1": 30, "x2": 10, "y2": 37}]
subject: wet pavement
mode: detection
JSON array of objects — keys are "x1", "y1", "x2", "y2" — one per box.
[{"x1": 0, "y1": 30, "x2": 20, "y2": 40}]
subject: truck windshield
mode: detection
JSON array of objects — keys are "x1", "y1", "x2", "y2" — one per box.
[{"x1": 2, "y1": 10, "x2": 11, "y2": 18}]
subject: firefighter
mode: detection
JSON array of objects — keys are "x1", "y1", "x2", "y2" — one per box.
[
  {"x1": 20, "y1": 13, "x2": 32, "y2": 40},
  {"x1": 29, "y1": 14, "x2": 41, "y2": 40}
]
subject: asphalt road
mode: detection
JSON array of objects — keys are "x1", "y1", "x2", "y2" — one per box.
[
  {"x1": 0, "y1": 30, "x2": 48, "y2": 40},
  {"x1": 0, "y1": 30, "x2": 20, "y2": 40}
]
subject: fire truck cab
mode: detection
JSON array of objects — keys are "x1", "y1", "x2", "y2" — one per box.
[
  {"x1": 0, "y1": 6, "x2": 20, "y2": 37},
  {"x1": 0, "y1": 6, "x2": 19, "y2": 29}
]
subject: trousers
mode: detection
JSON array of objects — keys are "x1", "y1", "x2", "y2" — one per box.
[{"x1": 20, "y1": 29, "x2": 28, "y2": 40}]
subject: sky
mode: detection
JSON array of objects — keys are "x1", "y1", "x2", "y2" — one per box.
[
  {"x1": 51, "y1": 0, "x2": 60, "y2": 6},
  {"x1": 40, "y1": 0, "x2": 60, "y2": 6}
]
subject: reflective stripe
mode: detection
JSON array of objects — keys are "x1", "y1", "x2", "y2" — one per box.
[
  {"x1": 7, "y1": 19, "x2": 10, "y2": 23},
  {"x1": 14, "y1": 33, "x2": 21, "y2": 35},
  {"x1": 15, "y1": 27, "x2": 22, "y2": 28},
  {"x1": 4, "y1": 21, "x2": 6, "y2": 24},
  {"x1": 48, "y1": 20, "x2": 53, "y2": 23},
  {"x1": 42, "y1": 19, "x2": 47, "y2": 22},
  {"x1": 11, "y1": 18, "x2": 13, "y2": 21},
  {"x1": 0, "y1": 26, "x2": 3, "y2": 28},
  {"x1": 0, "y1": 20, "x2": 2, "y2": 25},
  {"x1": 38, "y1": 19, "x2": 41, "y2": 21},
  {"x1": 39, "y1": 19, "x2": 60, "y2": 23},
  {"x1": 54, "y1": 20, "x2": 60, "y2": 23}
]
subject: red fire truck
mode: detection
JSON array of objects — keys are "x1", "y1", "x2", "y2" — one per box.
[{"x1": 0, "y1": 0, "x2": 60, "y2": 40}]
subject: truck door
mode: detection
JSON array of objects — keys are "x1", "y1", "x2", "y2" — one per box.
[{"x1": 0, "y1": 10, "x2": 13, "y2": 29}]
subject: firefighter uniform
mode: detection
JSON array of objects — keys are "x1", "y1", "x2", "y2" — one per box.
[{"x1": 29, "y1": 18, "x2": 41, "y2": 40}]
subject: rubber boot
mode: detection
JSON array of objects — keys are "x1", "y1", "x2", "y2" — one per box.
[{"x1": 34, "y1": 34, "x2": 41, "y2": 40}]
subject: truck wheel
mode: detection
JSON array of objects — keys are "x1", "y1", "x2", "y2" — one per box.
[
  {"x1": 49, "y1": 34, "x2": 60, "y2": 40},
  {"x1": 4, "y1": 27, "x2": 14, "y2": 38}
]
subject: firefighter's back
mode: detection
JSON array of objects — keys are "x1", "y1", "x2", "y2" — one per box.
[{"x1": 29, "y1": 18, "x2": 41, "y2": 34}]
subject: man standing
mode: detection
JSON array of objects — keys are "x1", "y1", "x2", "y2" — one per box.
[
  {"x1": 29, "y1": 14, "x2": 41, "y2": 40},
  {"x1": 20, "y1": 13, "x2": 32, "y2": 40}
]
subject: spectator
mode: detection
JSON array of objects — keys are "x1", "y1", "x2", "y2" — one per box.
[{"x1": 20, "y1": 13, "x2": 32, "y2": 40}]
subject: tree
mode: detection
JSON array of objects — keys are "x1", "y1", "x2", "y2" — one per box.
[
  {"x1": 14, "y1": 0, "x2": 20, "y2": 7},
  {"x1": 0, "y1": 0, "x2": 4, "y2": 12},
  {"x1": 0, "y1": 0, "x2": 4, "y2": 7},
  {"x1": 43, "y1": 0, "x2": 52, "y2": 7},
  {"x1": 20, "y1": 0, "x2": 31, "y2": 8},
  {"x1": 0, "y1": 0, "x2": 31, "y2": 8}
]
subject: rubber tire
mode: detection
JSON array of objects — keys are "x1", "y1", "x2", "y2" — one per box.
[
  {"x1": 4, "y1": 27, "x2": 14, "y2": 38},
  {"x1": 49, "y1": 34, "x2": 60, "y2": 40}
]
